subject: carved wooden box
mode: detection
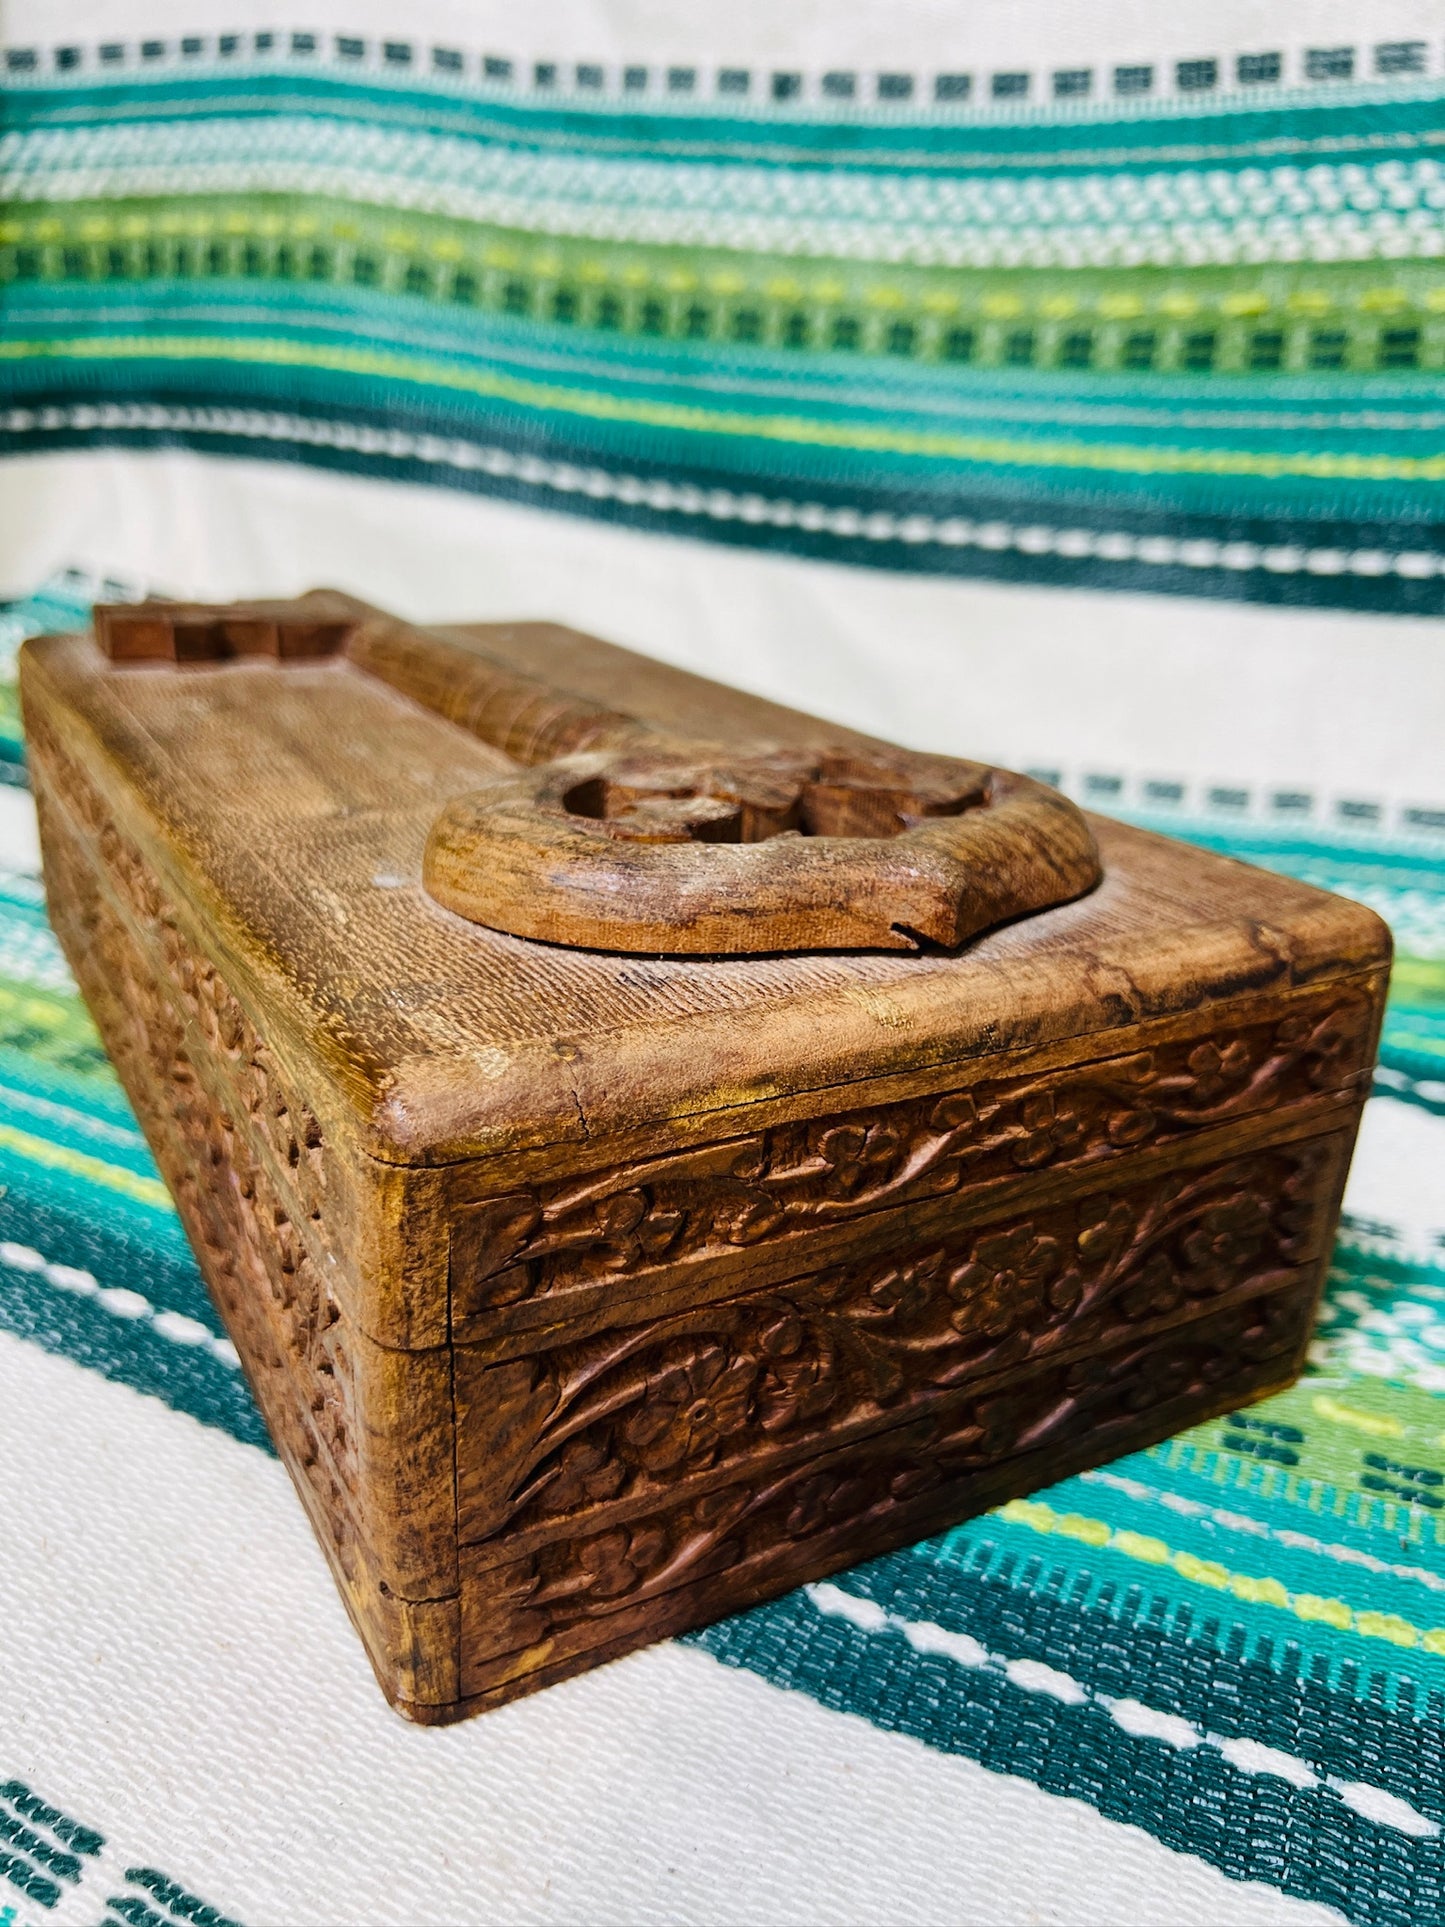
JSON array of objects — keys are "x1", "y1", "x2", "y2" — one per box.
[{"x1": 21, "y1": 594, "x2": 1388, "y2": 1723}]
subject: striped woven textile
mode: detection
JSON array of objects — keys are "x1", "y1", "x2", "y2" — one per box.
[
  {"x1": 2, "y1": 6, "x2": 1444, "y2": 1922},
  {"x1": 5, "y1": 3, "x2": 1445, "y2": 625}
]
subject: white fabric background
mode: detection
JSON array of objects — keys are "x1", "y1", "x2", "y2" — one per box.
[
  {"x1": 5, "y1": 0, "x2": 1442, "y2": 90},
  {"x1": 2, "y1": 449, "x2": 1439, "y2": 818},
  {"x1": 1, "y1": 8, "x2": 1438, "y2": 1908},
  {"x1": 1, "y1": 1330, "x2": 1348, "y2": 1927},
  {"x1": 0, "y1": 440, "x2": 1432, "y2": 1927}
]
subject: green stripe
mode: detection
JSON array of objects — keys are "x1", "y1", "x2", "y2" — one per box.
[{"x1": 11, "y1": 332, "x2": 1445, "y2": 485}]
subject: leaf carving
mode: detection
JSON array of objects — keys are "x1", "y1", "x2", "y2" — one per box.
[
  {"x1": 446, "y1": 991, "x2": 1372, "y2": 1317},
  {"x1": 467, "y1": 1142, "x2": 1337, "y2": 1546},
  {"x1": 454, "y1": 1194, "x2": 543, "y2": 1285}
]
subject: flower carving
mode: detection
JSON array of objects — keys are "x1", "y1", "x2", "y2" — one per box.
[
  {"x1": 948, "y1": 1227, "x2": 1067, "y2": 1345},
  {"x1": 560, "y1": 1520, "x2": 670, "y2": 1602},
  {"x1": 591, "y1": 1189, "x2": 649, "y2": 1268},
  {"x1": 1011, "y1": 1093, "x2": 1089, "y2": 1169},
  {"x1": 551, "y1": 1187, "x2": 685, "y2": 1272},
  {"x1": 928, "y1": 1091, "x2": 979, "y2": 1135},
  {"x1": 1186, "y1": 1039, "x2": 1254, "y2": 1101},
  {"x1": 1119, "y1": 1345, "x2": 1195, "y2": 1412},
  {"x1": 1118, "y1": 1250, "x2": 1184, "y2": 1321},
  {"x1": 755, "y1": 1310, "x2": 837, "y2": 1432},
  {"x1": 711, "y1": 1188, "x2": 786, "y2": 1246},
  {"x1": 1234, "y1": 1293, "x2": 1298, "y2": 1365},
  {"x1": 888, "y1": 1462, "x2": 939, "y2": 1505},
  {"x1": 868, "y1": 1252, "x2": 942, "y2": 1320},
  {"x1": 727, "y1": 1140, "x2": 770, "y2": 1184},
  {"x1": 1106, "y1": 1104, "x2": 1158, "y2": 1148},
  {"x1": 1302, "y1": 1006, "x2": 1369, "y2": 1091},
  {"x1": 957, "y1": 1387, "x2": 1036, "y2": 1460},
  {"x1": 468, "y1": 1554, "x2": 547, "y2": 1660},
  {"x1": 1275, "y1": 1002, "x2": 1368, "y2": 1092},
  {"x1": 1076, "y1": 1200, "x2": 1138, "y2": 1267},
  {"x1": 621, "y1": 1340, "x2": 757, "y2": 1473},
  {"x1": 540, "y1": 1435, "x2": 628, "y2": 1514},
  {"x1": 635, "y1": 1203, "x2": 685, "y2": 1259},
  {"x1": 1277, "y1": 1148, "x2": 1328, "y2": 1256},
  {"x1": 785, "y1": 1472, "x2": 870, "y2": 1539},
  {"x1": 757, "y1": 1346, "x2": 837, "y2": 1431},
  {"x1": 1181, "y1": 1193, "x2": 1272, "y2": 1280},
  {"x1": 814, "y1": 1119, "x2": 905, "y2": 1195}
]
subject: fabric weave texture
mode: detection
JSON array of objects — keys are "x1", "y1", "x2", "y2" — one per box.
[{"x1": 2, "y1": 10, "x2": 1444, "y2": 1922}]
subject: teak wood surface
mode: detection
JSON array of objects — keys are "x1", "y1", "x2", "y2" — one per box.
[{"x1": 21, "y1": 593, "x2": 1390, "y2": 1721}]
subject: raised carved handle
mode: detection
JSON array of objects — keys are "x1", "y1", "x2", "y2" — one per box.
[
  {"x1": 344, "y1": 614, "x2": 1101, "y2": 954},
  {"x1": 92, "y1": 597, "x2": 1102, "y2": 955},
  {"x1": 423, "y1": 752, "x2": 1098, "y2": 953}
]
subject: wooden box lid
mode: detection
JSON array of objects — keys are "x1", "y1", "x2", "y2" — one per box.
[{"x1": 20, "y1": 598, "x2": 1391, "y2": 1176}]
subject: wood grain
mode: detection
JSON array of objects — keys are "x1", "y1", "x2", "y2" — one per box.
[
  {"x1": 347, "y1": 611, "x2": 1100, "y2": 951},
  {"x1": 22, "y1": 593, "x2": 1391, "y2": 1721}
]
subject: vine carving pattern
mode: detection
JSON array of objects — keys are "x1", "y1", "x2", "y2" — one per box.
[
  {"x1": 461, "y1": 1285, "x2": 1313, "y2": 1682},
  {"x1": 36, "y1": 776, "x2": 363, "y2": 1580},
  {"x1": 453, "y1": 996, "x2": 1372, "y2": 1322},
  {"x1": 29, "y1": 716, "x2": 333, "y2": 1229},
  {"x1": 457, "y1": 1140, "x2": 1337, "y2": 1543}
]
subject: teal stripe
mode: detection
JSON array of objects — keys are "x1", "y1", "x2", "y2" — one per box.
[
  {"x1": 9, "y1": 110, "x2": 1442, "y2": 251},
  {"x1": 0, "y1": 1043, "x2": 141, "y2": 1137},
  {"x1": 1123, "y1": 817, "x2": 1445, "y2": 883},
  {"x1": 951, "y1": 1486, "x2": 1445, "y2": 1697},
  {"x1": 691, "y1": 1579, "x2": 1444, "y2": 1927},
  {"x1": 0, "y1": 1072, "x2": 152, "y2": 1166},
  {"x1": 10, "y1": 327, "x2": 1445, "y2": 528},
  {"x1": 16, "y1": 281, "x2": 1445, "y2": 449},
  {"x1": 0, "y1": 1213, "x2": 268, "y2": 1451},
  {"x1": 0, "y1": 1132, "x2": 189, "y2": 1258},
  {"x1": 9, "y1": 70, "x2": 1445, "y2": 173}
]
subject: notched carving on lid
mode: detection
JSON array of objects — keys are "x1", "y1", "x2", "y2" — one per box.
[{"x1": 90, "y1": 593, "x2": 1103, "y2": 959}]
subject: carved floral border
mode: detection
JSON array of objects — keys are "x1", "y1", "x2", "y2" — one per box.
[
  {"x1": 453, "y1": 992, "x2": 1373, "y2": 1322},
  {"x1": 461, "y1": 1283, "x2": 1315, "y2": 1686},
  {"x1": 458, "y1": 1137, "x2": 1339, "y2": 1544}
]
